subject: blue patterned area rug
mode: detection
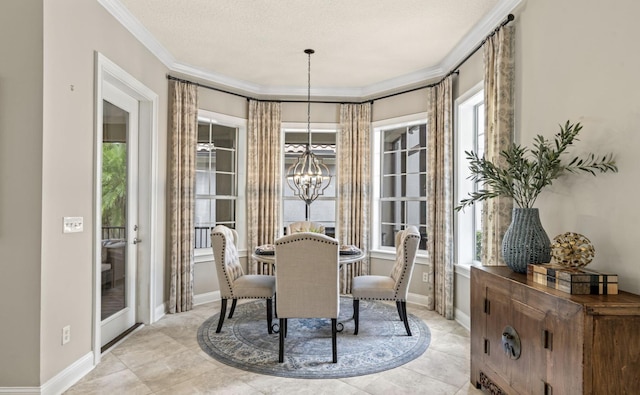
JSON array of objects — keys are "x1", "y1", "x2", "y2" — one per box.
[{"x1": 197, "y1": 297, "x2": 431, "y2": 379}]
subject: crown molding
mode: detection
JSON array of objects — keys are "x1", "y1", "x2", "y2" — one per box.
[
  {"x1": 98, "y1": 0, "x2": 176, "y2": 68},
  {"x1": 439, "y1": 0, "x2": 524, "y2": 72},
  {"x1": 100, "y1": 0, "x2": 525, "y2": 100}
]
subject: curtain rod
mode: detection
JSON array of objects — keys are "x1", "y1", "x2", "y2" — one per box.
[
  {"x1": 166, "y1": 75, "x2": 362, "y2": 104},
  {"x1": 167, "y1": 13, "x2": 514, "y2": 105},
  {"x1": 374, "y1": 13, "x2": 515, "y2": 102}
]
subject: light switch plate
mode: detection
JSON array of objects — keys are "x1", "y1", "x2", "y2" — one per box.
[{"x1": 63, "y1": 217, "x2": 83, "y2": 233}]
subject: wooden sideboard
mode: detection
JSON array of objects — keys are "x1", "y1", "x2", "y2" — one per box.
[{"x1": 470, "y1": 265, "x2": 640, "y2": 394}]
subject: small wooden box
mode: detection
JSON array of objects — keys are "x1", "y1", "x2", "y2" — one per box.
[{"x1": 527, "y1": 264, "x2": 618, "y2": 295}]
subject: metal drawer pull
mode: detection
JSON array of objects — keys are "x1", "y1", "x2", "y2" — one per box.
[{"x1": 501, "y1": 325, "x2": 521, "y2": 360}]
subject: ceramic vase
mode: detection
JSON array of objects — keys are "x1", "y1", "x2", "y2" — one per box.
[{"x1": 501, "y1": 208, "x2": 551, "y2": 273}]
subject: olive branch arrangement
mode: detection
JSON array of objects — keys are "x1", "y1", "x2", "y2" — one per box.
[{"x1": 456, "y1": 121, "x2": 618, "y2": 211}]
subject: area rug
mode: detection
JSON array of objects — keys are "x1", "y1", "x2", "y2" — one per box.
[{"x1": 197, "y1": 297, "x2": 431, "y2": 379}]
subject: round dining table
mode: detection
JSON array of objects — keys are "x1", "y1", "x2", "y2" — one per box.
[{"x1": 251, "y1": 249, "x2": 365, "y2": 267}]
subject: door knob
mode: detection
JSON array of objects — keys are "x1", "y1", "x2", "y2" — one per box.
[{"x1": 132, "y1": 237, "x2": 142, "y2": 244}]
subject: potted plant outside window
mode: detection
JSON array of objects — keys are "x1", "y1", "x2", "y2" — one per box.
[{"x1": 456, "y1": 121, "x2": 618, "y2": 273}]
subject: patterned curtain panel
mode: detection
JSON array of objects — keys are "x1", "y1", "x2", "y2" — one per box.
[
  {"x1": 168, "y1": 80, "x2": 198, "y2": 313},
  {"x1": 425, "y1": 76, "x2": 454, "y2": 319},
  {"x1": 247, "y1": 100, "x2": 282, "y2": 275},
  {"x1": 337, "y1": 103, "x2": 371, "y2": 294},
  {"x1": 482, "y1": 25, "x2": 515, "y2": 266}
]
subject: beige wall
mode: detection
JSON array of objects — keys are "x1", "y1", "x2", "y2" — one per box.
[
  {"x1": 0, "y1": 0, "x2": 44, "y2": 386},
  {"x1": 0, "y1": 0, "x2": 172, "y2": 387},
  {"x1": 514, "y1": 0, "x2": 640, "y2": 294},
  {"x1": 453, "y1": 0, "x2": 640, "y2": 325}
]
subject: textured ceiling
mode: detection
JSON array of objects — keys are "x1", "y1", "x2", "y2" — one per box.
[{"x1": 107, "y1": 0, "x2": 516, "y2": 98}]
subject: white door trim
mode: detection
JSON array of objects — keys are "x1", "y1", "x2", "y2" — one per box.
[{"x1": 93, "y1": 52, "x2": 159, "y2": 366}]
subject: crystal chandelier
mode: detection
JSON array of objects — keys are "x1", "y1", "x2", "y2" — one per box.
[{"x1": 285, "y1": 49, "x2": 332, "y2": 211}]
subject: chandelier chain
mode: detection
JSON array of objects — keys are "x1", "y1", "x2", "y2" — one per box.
[{"x1": 307, "y1": 50, "x2": 311, "y2": 146}]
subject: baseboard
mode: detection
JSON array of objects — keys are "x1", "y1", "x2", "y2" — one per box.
[
  {"x1": 193, "y1": 291, "x2": 220, "y2": 306},
  {"x1": 455, "y1": 308, "x2": 470, "y2": 331},
  {"x1": 41, "y1": 351, "x2": 94, "y2": 395},
  {"x1": 407, "y1": 292, "x2": 431, "y2": 307},
  {"x1": 154, "y1": 301, "x2": 167, "y2": 322},
  {"x1": 0, "y1": 387, "x2": 40, "y2": 394}
]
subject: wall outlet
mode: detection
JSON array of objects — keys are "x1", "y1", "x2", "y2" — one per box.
[
  {"x1": 422, "y1": 272, "x2": 429, "y2": 282},
  {"x1": 62, "y1": 325, "x2": 71, "y2": 345},
  {"x1": 63, "y1": 217, "x2": 83, "y2": 233}
]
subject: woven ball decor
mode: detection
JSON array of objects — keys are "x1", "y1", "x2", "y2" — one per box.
[{"x1": 551, "y1": 232, "x2": 595, "y2": 268}]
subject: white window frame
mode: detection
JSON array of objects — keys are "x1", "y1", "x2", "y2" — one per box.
[
  {"x1": 371, "y1": 113, "x2": 429, "y2": 264},
  {"x1": 194, "y1": 110, "x2": 247, "y2": 263},
  {"x1": 280, "y1": 122, "x2": 338, "y2": 237},
  {"x1": 455, "y1": 81, "x2": 484, "y2": 274}
]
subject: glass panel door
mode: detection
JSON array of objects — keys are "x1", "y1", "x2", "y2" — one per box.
[{"x1": 100, "y1": 81, "x2": 139, "y2": 347}]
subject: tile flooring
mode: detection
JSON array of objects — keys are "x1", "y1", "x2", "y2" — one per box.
[{"x1": 65, "y1": 301, "x2": 483, "y2": 394}]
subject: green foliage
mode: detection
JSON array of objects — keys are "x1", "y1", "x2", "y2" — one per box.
[
  {"x1": 102, "y1": 143, "x2": 127, "y2": 226},
  {"x1": 456, "y1": 121, "x2": 618, "y2": 211},
  {"x1": 475, "y1": 231, "x2": 482, "y2": 262}
]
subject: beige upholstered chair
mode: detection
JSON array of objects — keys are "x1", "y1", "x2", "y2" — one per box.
[
  {"x1": 352, "y1": 226, "x2": 420, "y2": 336},
  {"x1": 211, "y1": 225, "x2": 275, "y2": 334},
  {"x1": 274, "y1": 232, "x2": 340, "y2": 363},
  {"x1": 286, "y1": 221, "x2": 325, "y2": 235}
]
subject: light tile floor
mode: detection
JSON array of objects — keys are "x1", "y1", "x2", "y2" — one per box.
[{"x1": 65, "y1": 301, "x2": 483, "y2": 394}]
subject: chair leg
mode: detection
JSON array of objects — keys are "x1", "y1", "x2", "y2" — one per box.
[
  {"x1": 274, "y1": 293, "x2": 278, "y2": 318},
  {"x1": 278, "y1": 318, "x2": 285, "y2": 363},
  {"x1": 332, "y1": 318, "x2": 338, "y2": 363},
  {"x1": 353, "y1": 299, "x2": 360, "y2": 335},
  {"x1": 400, "y1": 301, "x2": 412, "y2": 336},
  {"x1": 216, "y1": 299, "x2": 228, "y2": 333},
  {"x1": 396, "y1": 301, "x2": 403, "y2": 320},
  {"x1": 266, "y1": 298, "x2": 273, "y2": 334},
  {"x1": 228, "y1": 299, "x2": 238, "y2": 318},
  {"x1": 284, "y1": 318, "x2": 288, "y2": 338}
]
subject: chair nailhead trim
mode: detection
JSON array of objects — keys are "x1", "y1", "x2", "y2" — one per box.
[
  {"x1": 393, "y1": 233, "x2": 420, "y2": 299},
  {"x1": 213, "y1": 230, "x2": 273, "y2": 300},
  {"x1": 212, "y1": 231, "x2": 240, "y2": 299},
  {"x1": 276, "y1": 236, "x2": 338, "y2": 246}
]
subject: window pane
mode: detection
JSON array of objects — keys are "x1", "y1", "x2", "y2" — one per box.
[
  {"x1": 210, "y1": 124, "x2": 235, "y2": 149},
  {"x1": 418, "y1": 225, "x2": 428, "y2": 250},
  {"x1": 379, "y1": 122, "x2": 428, "y2": 251},
  {"x1": 380, "y1": 224, "x2": 399, "y2": 247},
  {"x1": 309, "y1": 200, "x2": 335, "y2": 223},
  {"x1": 381, "y1": 200, "x2": 404, "y2": 223},
  {"x1": 197, "y1": 122, "x2": 210, "y2": 142},
  {"x1": 283, "y1": 129, "x2": 337, "y2": 233},
  {"x1": 382, "y1": 175, "x2": 398, "y2": 198},
  {"x1": 195, "y1": 155, "x2": 211, "y2": 194},
  {"x1": 406, "y1": 200, "x2": 426, "y2": 225},
  {"x1": 194, "y1": 198, "x2": 213, "y2": 227},
  {"x1": 216, "y1": 199, "x2": 235, "y2": 223},
  {"x1": 407, "y1": 147, "x2": 427, "y2": 173},
  {"x1": 382, "y1": 151, "x2": 399, "y2": 174},
  {"x1": 405, "y1": 173, "x2": 426, "y2": 198},
  {"x1": 215, "y1": 149, "x2": 235, "y2": 173},
  {"x1": 474, "y1": 200, "x2": 483, "y2": 261},
  {"x1": 194, "y1": 117, "x2": 237, "y2": 249},
  {"x1": 283, "y1": 199, "x2": 307, "y2": 224},
  {"x1": 215, "y1": 173, "x2": 235, "y2": 196}
]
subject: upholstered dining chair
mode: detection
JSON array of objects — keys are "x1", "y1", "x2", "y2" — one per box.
[
  {"x1": 210, "y1": 225, "x2": 275, "y2": 334},
  {"x1": 352, "y1": 226, "x2": 420, "y2": 336},
  {"x1": 286, "y1": 221, "x2": 325, "y2": 235},
  {"x1": 274, "y1": 232, "x2": 340, "y2": 363}
]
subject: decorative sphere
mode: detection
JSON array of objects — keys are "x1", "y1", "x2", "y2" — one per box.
[{"x1": 551, "y1": 232, "x2": 595, "y2": 268}]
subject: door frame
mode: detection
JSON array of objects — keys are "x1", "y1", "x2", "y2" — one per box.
[{"x1": 93, "y1": 52, "x2": 159, "y2": 365}]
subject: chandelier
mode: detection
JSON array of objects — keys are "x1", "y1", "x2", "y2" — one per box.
[{"x1": 285, "y1": 49, "x2": 332, "y2": 210}]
